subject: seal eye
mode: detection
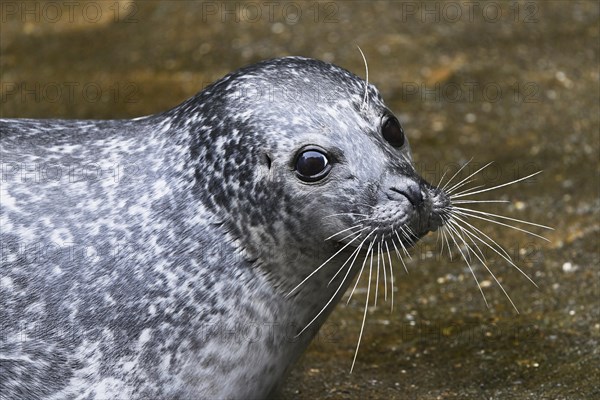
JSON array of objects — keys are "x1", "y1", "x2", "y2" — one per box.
[
  {"x1": 295, "y1": 149, "x2": 331, "y2": 182},
  {"x1": 382, "y1": 116, "x2": 405, "y2": 148}
]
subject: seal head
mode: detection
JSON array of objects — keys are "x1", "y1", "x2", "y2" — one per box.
[{"x1": 175, "y1": 57, "x2": 449, "y2": 294}]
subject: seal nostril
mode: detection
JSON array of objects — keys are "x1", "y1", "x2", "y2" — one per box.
[{"x1": 390, "y1": 185, "x2": 423, "y2": 207}]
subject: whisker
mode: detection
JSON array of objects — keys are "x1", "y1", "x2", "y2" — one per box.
[
  {"x1": 405, "y1": 225, "x2": 418, "y2": 241},
  {"x1": 347, "y1": 239, "x2": 376, "y2": 304},
  {"x1": 357, "y1": 45, "x2": 369, "y2": 111},
  {"x1": 394, "y1": 229, "x2": 412, "y2": 259},
  {"x1": 327, "y1": 243, "x2": 363, "y2": 287},
  {"x1": 447, "y1": 220, "x2": 519, "y2": 313},
  {"x1": 384, "y1": 241, "x2": 395, "y2": 313},
  {"x1": 391, "y1": 239, "x2": 409, "y2": 274},
  {"x1": 446, "y1": 161, "x2": 494, "y2": 195},
  {"x1": 452, "y1": 207, "x2": 554, "y2": 230},
  {"x1": 379, "y1": 241, "x2": 388, "y2": 301},
  {"x1": 447, "y1": 178, "x2": 476, "y2": 194},
  {"x1": 452, "y1": 210, "x2": 550, "y2": 242},
  {"x1": 401, "y1": 153, "x2": 414, "y2": 167},
  {"x1": 448, "y1": 213, "x2": 512, "y2": 261},
  {"x1": 437, "y1": 167, "x2": 449, "y2": 188},
  {"x1": 323, "y1": 212, "x2": 369, "y2": 219},
  {"x1": 450, "y1": 216, "x2": 538, "y2": 288},
  {"x1": 442, "y1": 157, "x2": 473, "y2": 192},
  {"x1": 287, "y1": 232, "x2": 364, "y2": 297},
  {"x1": 454, "y1": 222, "x2": 487, "y2": 262},
  {"x1": 297, "y1": 233, "x2": 373, "y2": 337},
  {"x1": 351, "y1": 244, "x2": 374, "y2": 373},
  {"x1": 328, "y1": 231, "x2": 375, "y2": 286},
  {"x1": 390, "y1": 238, "x2": 401, "y2": 256},
  {"x1": 355, "y1": 217, "x2": 375, "y2": 224},
  {"x1": 356, "y1": 202, "x2": 376, "y2": 209},
  {"x1": 325, "y1": 225, "x2": 365, "y2": 241},
  {"x1": 450, "y1": 184, "x2": 486, "y2": 198},
  {"x1": 332, "y1": 228, "x2": 368, "y2": 245},
  {"x1": 439, "y1": 226, "x2": 446, "y2": 258},
  {"x1": 451, "y1": 171, "x2": 544, "y2": 198},
  {"x1": 445, "y1": 222, "x2": 489, "y2": 308},
  {"x1": 442, "y1": 227, "x2": 453, "y2": 260},
  {"x1": 374, "y1": 241, "x2": 380, "y2": 307},
  {"x1": 452, "y1": 200, "x2": 510, "y2": 204}
]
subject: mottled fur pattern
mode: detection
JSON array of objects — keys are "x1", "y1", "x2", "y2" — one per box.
[{"x1": 0, "y1": 57, "x2": 447, "y2": 399}]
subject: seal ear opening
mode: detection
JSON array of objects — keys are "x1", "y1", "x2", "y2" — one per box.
[{"x1": 264, "y1": 153, "x2": 272, "y2": 169}]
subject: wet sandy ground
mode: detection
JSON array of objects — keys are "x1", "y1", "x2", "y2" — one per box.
[{"x1": 1, "y1": 1, "x2": 598, "y2": 398}]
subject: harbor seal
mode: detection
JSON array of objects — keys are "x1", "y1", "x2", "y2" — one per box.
[{"x1": 1, "y1": 57, "x2": 450, "y2": 399}]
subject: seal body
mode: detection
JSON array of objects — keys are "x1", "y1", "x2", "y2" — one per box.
[{"x1": 0, "y1": 57, "x2": 448, "y2": 399}]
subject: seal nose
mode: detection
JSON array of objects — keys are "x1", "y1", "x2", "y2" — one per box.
[{"x1": 390, "y1": 178, "x2": 423, "y2": 207}]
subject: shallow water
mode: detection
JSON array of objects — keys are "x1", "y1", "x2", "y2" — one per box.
[{"x1": 1, "y1": 1, "x2": 598, "y2": 398}]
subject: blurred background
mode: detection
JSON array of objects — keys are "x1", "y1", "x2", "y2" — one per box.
[{"x1": 1, "y1": 1, "x2": 598, "y2": 398}]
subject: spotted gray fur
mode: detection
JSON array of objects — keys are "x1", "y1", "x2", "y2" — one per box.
[{"x1": 0, "y1": 57, "x2": 448, "y2": 399}]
